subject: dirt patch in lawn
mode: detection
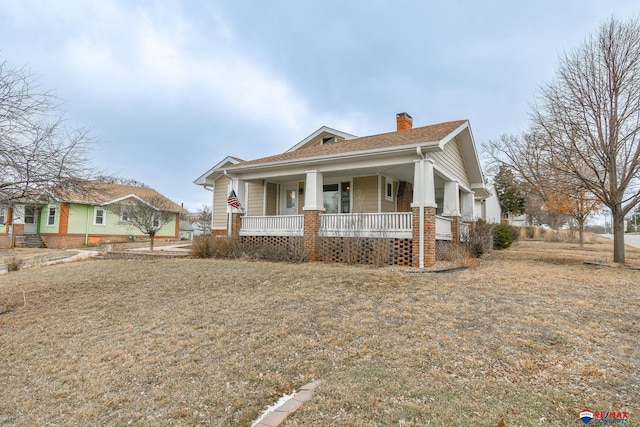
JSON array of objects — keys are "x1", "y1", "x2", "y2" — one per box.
[{"x1": 0, "y1": 240, "x2": 638, "y2": 426}]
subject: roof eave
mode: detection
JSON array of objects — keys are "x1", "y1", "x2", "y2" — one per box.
[{"x1": 223, "y1": 140, "x2": 441, "y2": 174}]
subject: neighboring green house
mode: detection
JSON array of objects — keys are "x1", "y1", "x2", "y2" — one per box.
[{"x1": 0, "y1": 182, "x2": 182, "y2": 248}]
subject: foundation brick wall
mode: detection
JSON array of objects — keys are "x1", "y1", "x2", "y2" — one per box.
[
  {"x1": 412, "y1": 206, "x2": 436, "y2": 268},
  {"x1": 211, "y1": 229, "x2": 227, "y2": 236},
  {"x1": 0, "y1": 235, "x2": 11, "y2": 248},
  {"x1": 13, "y1": 224, "x2": 24, "y2": 236},
  {"x1": 40, "y1": 234, "x2": 133, "y2": 249},
  {"x1": 318, "y1": 237, "x2": 412, "y2": 266}
]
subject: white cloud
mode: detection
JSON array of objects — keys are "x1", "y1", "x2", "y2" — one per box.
[{"x1": 48, "y1": 1, "x2": 315, "y2": 136}]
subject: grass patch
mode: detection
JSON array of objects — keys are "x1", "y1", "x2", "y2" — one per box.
[{"x1": 0, "y1": 241, "x2": 638, "y2": 426}]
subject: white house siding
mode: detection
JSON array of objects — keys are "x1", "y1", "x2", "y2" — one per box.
[
  {"x1": 265, "y1": 182, "x2": 278, "y2": 215},
  {"x1": 213, "y1": 175, "x2": 231, "y2": 230},
  {"x1": 380, "y1": 178, "x2": 397, "y2": 213},
  {"x1": 246, "y1": 181, "x2": 264, "y2": 216},
  {"x1": 430, "y1": 137, "x2": 471, "y2": 188},
  {"x1": 353, "y1": 176, "x2": 378, "y2": 213}
]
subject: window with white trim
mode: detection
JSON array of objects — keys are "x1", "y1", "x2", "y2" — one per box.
[
  {"x1": 120, "y1": 209, "x2": 130, "y2": 222},
  {"x1": 385, "y1": 177, "x2": 393, "y2": 201},
  {"x1": 94, "y1": 207, "x2": 106, "y2": 225},
  {"x1": 47, "y1": 205, "x2": 57, "y2": 226},
  {"x1": 0, "y1": 208, "x2": 5, "y2": 225}
]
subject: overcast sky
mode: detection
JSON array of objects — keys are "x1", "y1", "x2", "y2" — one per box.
[{"x1": 0, "y1": 1, "x2": 637, "y2": 211}]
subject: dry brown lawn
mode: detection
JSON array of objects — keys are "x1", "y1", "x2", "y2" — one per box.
[{"x1": 0, "y1": 239, "x2": 638, "y2": 426}]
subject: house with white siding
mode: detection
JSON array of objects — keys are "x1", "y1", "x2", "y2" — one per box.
[{"x1": 194, "y1": 113, "x2": 492, "y2": 267}]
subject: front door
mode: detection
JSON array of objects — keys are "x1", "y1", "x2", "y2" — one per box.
[
  {"x1": 282, "y1": 185, "x2": 298, "y2": 215},
  {"x1": 24, "y1": 206, "x2": 38, "y2": 234}
]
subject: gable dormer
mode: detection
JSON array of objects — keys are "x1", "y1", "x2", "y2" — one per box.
[{"x1": 285, "y1": 126, "x2": 357, "y2": 152}]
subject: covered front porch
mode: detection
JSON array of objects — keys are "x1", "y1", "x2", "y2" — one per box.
[{"x1": 225, "y1": 156, "x2": 479, "y2": 267}]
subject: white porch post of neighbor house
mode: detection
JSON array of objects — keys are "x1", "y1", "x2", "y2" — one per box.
[
  {"x1": 228, "y1": 177, "x2": 246, "y2": 236},
  {"x1": 303, "y1": 170, "x2": 324, "y2": 261},
  {"x1": 460, "y1": 191, "x2": 475, "y2": 220},
  {"x1": 412, "y1": 157, "x2": 437, "y2": 268},
  {"x1": 443, "y1": 181, "x2": 460, "y2": 217},
  {"x1": 443, "y1": 180, "x2": 461, "y2": 244}
]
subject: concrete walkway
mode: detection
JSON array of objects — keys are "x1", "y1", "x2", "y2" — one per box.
[
  {"x1": 1, "y1": 249, "x2": 101, "y2": 273},
  {"x1": 252, "y1": 380, "x2": 321, "y2": 427},
  {"x1": 600, "y1": 234, "x2": 640, "y2": 249}
]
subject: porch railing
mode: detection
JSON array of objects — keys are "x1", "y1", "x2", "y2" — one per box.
[
  {"x1": 239, "y1": 213, "x2": 468, "y2": 241},
  {"x1": 436, "y1": 216, "x2": 453, "y2": 240},
  {"x1": 240, "y1": 215, "x2": 303, "y2": 236},
  {"x1": 319, "y1": 213, "x2": 412, "y2": 238}
]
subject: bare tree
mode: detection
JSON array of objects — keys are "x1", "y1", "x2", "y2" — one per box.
[
  {"x1": 484, "y1": 131, "x2": 600, "y2": 244},
  {"x1": 0, "y1": 59, "x2": 94, "y2": 206},
  {"x1": 531, "y1": 17, "x2": 640, "y2": 263},
  {"x1": 117, "y1": 195, "x2": 178, "y2": 251},
  {"x1": 195, "y1": 204, "x2": 212, "y2": 235}
]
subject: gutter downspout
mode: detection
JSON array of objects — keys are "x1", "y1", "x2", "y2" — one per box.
[{"x1": 416, "y1": 146, "x2": 425, "y2": 269}]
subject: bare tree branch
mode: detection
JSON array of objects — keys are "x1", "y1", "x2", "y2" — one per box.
[{"x1": 0, "y1": 58, "x2": 95, "y2": 206}]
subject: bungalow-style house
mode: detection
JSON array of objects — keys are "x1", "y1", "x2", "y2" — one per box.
[
  {"x1": 194, "y1": 113, "x2": 492, "y2": 267},
  {"x1": 0, "y1": 182, "x2": 182, "y2": 249}
]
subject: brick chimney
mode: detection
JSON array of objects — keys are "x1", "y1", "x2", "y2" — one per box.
[{"x1": 396, "y1": 112, "x2": 413, "y2": 131}]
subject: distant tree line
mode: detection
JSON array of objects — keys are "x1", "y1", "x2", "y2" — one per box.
[{"x1": 485, "y1": 16, "x2": 640, "y2": 263}]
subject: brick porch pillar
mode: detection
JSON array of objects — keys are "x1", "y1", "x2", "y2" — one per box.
[
  {"x1": 303, "y1": 170, "x2": 324, "y2": 262},
  {"x1": 445, "y1": 215, "x2": 461, "y2": 244},
  {"x1": 412, "y1": 206, "x2": 436, "y2": 268},
  {"x1": 303, "y1": 210, "x2": 321, "y2": 261},
  {"x1": 230, "y1": 213, "x2": 243, "y2": 237}
]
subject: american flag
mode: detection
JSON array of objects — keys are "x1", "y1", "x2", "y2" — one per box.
[{"x1": 227, "y1": 190, "x2": 241, "y2": 209}]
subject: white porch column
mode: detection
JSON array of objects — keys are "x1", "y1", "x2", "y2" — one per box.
[
  {"x1": 411, "y1": 159, "x2": 436, "y2": 208},
  {"x1": 442, "y1": 181, "x2": 460, "y2": 217},
  {"x1": 229, "y1": 178, "x2": 246, "y2": 213},
  {"x1": 461, "y1": 191, "x2": 475, "y2": 220},
  {"x1": 303, "y1": 170, "x2": 324, "y2": 211}
]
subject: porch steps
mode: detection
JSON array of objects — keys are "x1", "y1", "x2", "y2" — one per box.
[{"x1": 23, "y1": 234, "x2": 47, "y2": 248}]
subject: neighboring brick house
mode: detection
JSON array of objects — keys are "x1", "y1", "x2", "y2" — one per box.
[
  {"x1": 0, "y1": 182, "x2": 182, "y2": 248},
  {"x1": 194, "y1": 113, "x2": 492, "y2": 268}
]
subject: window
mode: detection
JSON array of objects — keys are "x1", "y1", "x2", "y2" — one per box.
[
  {"x1": 24, "y1": 207, "x2": 36, "y2": 224},
  {"x1": 323, "y1": 182, "x2": 351, "y2": 213},
  {"x1": 0, "y1": 208, "x2": 5, "y2": 225},
  {"x1": 385, "y1": 177, "x2": 393, "y2": 201},
  {"x1": 340, "y1": 182, "x2": 351, "y2": 213},
  {"x1": 286, "y1": 190, "x2": 296, "y2": 209},
  {"x1": 47, "y1": 206, "x2": 57, "y2": 226},
  {"x1": 152, "y1": 216, "x2": 160, "y2": 228},
  {"x1": 94, "y1": 207, "x2": 106, "y2": 225},
  {"x1": 121, "y1": 209, "x2": 130, "y2": 222}
]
